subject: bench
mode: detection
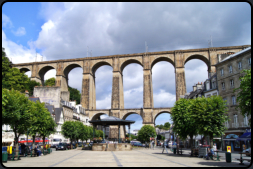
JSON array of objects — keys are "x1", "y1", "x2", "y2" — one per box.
[
  {"x1": 178, "y1": 148, "x2": 184, "y2": 155},
  {"x1": 210, "y1": 155, "x2": 222, "y2": 161},
  {"x1": 236, "y1": 158, "x2": 251, "y2": 165},
  {"x1": 42, "y1": 149, "x2": 48, "y2": 155}
]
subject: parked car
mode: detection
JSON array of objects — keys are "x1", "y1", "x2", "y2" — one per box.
[
  {"x1": 56, "y1": 143, "x2": 67, "y2": 150},
  {"x1": 50, "y1": 144, "x2": 56, "y2": 148},
  {"x1": 243, "y1": 148, "x2": 251, "y2": 156}
]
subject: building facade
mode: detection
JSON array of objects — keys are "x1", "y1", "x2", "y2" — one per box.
[{"x1": 216, "y1": 47, "x2": 251, "y2": 151}]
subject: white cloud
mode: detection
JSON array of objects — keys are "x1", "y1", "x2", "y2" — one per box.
[
  {"x1": 2, "y1": 14, "x2": 13, "y2": 28},
  {"x1": 12, "y1": 27, "x2": 26, "y2": 36},
  {"x1": 2, "y1": 30, "x2": 35, "y2": 64},
  {"x1": 153, "y1": 90, "x2": 176, "y2": 107}
]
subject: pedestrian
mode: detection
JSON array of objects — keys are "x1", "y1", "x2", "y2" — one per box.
[
  {"x1": 35, "y1": 146, "x2": 42, "y2": 157},
  {"x1": 21, "y1": 143, "x2": 26, "y2": 156}
]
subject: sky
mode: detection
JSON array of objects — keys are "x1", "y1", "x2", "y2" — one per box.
[{"x1": 2, "y1": 2, "x2": 251, "y2": 132}]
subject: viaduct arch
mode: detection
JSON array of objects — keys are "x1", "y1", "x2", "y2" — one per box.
[{"x1": 13, "y1": 45, "x2": 250, "y2": 128}]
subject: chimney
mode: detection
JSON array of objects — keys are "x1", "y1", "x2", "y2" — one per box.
[
  {"x1": 25, "y1": 90, "x2": 29, "y2": 97},
  {"x1": 193, "y1": 84, "x2": 197, "y2": 91},
  {"x1": 197, "y1": 83, "x2": 202, "y2": 89}
]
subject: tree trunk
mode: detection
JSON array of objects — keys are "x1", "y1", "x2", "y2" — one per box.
[
  {"x1": 70, "y1": 139, "x2": 73, "y2": 149},
  {"x1": 210, "y1": 133, "x2": 213, "y2": 148},
  {"x1": 14, "y1": 131, "x2": 19, "y2": 156},
  {"x1": 43, "y1": 136, "x2": 45, "y2": 154},
  {"x1": 190, "y1": 135, "x2": 193, "y2": 156},
  {"x1": 32, "y1": 135, "x2": 35, "y2": 155}
]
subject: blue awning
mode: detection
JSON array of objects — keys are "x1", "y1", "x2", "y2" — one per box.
[{"x1": 236, "y1": 132, "x2": 251, "y2": 142}]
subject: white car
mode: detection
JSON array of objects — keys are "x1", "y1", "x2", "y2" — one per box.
[{"x1": 243, "y1": 148, "x2": 251, "y2": 156}]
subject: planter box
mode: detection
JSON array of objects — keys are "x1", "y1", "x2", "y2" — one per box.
[{"x1": 82, "y1": 147, "x2": 92, "y2": 150}]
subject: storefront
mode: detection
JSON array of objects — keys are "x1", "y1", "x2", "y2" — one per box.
[
  {"x1": 223, "y1": 133, "x2": 243, "y2": 151},
  {"x1": 236, "y1": 132, "x2": 251, "y2": 151}
]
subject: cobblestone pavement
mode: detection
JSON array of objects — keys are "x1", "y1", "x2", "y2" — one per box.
[{"x1": 2, "y1": 148, "x2": 252, "y2": 167}]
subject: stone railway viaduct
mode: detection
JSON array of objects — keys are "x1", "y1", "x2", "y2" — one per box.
[{"x1": 13, "y1": 45, "x2": 250, "y2": 131}]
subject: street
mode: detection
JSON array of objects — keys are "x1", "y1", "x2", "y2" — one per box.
[{"x1": 2, "y1": 147, "x2": 252, "y2": 167}]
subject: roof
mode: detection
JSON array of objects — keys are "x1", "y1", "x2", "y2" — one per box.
[
  {"x1": 28, "y1": 97, "x2": 40, "y2": 103},
  {"x1": 217, "y1": 47, "x2": 251, "y2": 64},
  {"x1": 89, "y1": 116, "x2": 135, "y2": 126},
  {"x1": 45, "y1": 105, "x2": 54, "y2": 115}
]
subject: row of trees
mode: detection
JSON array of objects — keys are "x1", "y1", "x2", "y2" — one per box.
[
  {"x1": 2, "y1": 88, "x2": 56, "y2": 155},
  {"x1": 155, "y1": 122, "x2": 171, "y2": 130},
  {"x1": 61, "y1": 121, "x2": 104, "y2": 148},
  {"x1": 171, "y1": 95, "x2": 228, "y2": 149},
  {"x1": 2, "y1": 48, "x2": 57, "y2": 155}
]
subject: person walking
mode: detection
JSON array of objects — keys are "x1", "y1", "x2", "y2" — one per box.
[{"x1": 21, "y1": 143, "x2": 26, "y2": 156}]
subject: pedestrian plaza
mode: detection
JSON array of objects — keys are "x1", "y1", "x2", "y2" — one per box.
[{"x1": 2, "y1": 147, "x2": 252, "y2": 167}]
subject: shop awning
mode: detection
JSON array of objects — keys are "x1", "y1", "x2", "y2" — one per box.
[{"x1": 236, "y1": 132, "x2": 251, "y2": 142}]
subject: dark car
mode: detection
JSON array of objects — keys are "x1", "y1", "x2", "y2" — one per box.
[
  {"x1": 50, "y1": 144, "x2": 56, "y2": 148},
  {"x1": 56, "y1": 143, "x2": 67, "y2": 150}
]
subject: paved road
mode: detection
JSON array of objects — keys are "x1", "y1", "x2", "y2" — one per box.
[{"x1": 2, "y1": 147, "x2": 252, "y2": 167}]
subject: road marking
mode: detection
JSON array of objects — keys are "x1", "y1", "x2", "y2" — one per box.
[
  {"x1": 111, "y1": 151, "x2": 123, "y2": 167},
  {"x1": 136, "y1": 150, "x2": 191, "y2": 167},
  {"x1": 48, "y1": 151, "x2": 85, "y2": 167}
]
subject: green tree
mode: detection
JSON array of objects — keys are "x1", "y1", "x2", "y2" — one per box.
[
  {"x1": 137, "y1": 125, "x2": 156, "y2": 143},
  {"x1": 2, "y1": 88, "x2": 35, "y2": 155},
  {"x1": 44, "y1": 77, "x2": 56, "y2": 86},
  {"x1": 68, "y1": 86, "x2": 81, "y2": 104},
  {"x1": 171, "y1": 98, "x2": 199, "y2": 149},
  {"x1": 75, "y1": 121, "x2": 87, "y2": 145},
  {"x1": 28, "y1": 100, "x2": 56, "y2": 154},
  {"x1": 196, "y1": 96, "x2": 229, "y2": 148},
  {"x1": 2, "y1": 49, "x2": 30, "y2": 92},
  {"x1": 87, "y1": 126, "x2": 94, "y2": 142},
  {"x1": 26, "y1": 79, "x2": 41, "y2": 96},
  {"x1": 61, "y1": 121, "x2": 78, "y2": 149},
  {"x1": 163, "y1": 122, "x2": 171, "y2": 130},
  {"x1": 234, "y1": 69, "x2": 251, "y2": 126}
]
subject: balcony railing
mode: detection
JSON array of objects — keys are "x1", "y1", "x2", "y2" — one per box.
[
  {"x1": 232, "y1": 123, "x2": 239, "y2": 128},
  {"x1": 241, "y1": 122, "x2": 249, "y2": 127},
  {"x1": 225, "y1": 123, "x2": 230, "y2": 128}
]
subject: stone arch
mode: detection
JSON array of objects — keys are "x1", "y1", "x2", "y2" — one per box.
[
  {"x1": 38, "y1": 65, "x2": 56, "y2": 86},
  {"x1": 122, "y1": 112, "x2": 142, "y2": 121},
  {"x1": 19, "y1": 67, "x2": 31, "y2": 73},
  {"x1": 63, "y1": 63, "x2": 82, "y2": 86},
  {"x1": 153, "y1": 111, "x2": 171, "y2": 125},
  {"x1": 151, "y1": 56, "x2": 175, "y2": 70},
  {"x1": 120, "y1": 59, "x2": 143, "y2": 73},
  {"x1": 184, "y1": 54, "x2": 210, "y2": 71},
  {"x1": 91, "y1": 112, "x2": 108, "y2": 121},
  {"x1": 91, "y1": 61, "x2": 112, "y2": 76}
]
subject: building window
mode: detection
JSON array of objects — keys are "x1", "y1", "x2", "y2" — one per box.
[
  {"x1": 213, "y1": 93, "x2": 217, "y2": 96},
  {"x1": 244, "y1": 115, "x2": 248, "y2": 127},
  {"x1": 248, "y1": 58, "x2": 251, "y2": 66},
  {"x1": 238, "y1": 62, "x2": 242, "y2": 70},
  {"x1": 207, "y1": 94, "x2": 211, "y2": 98},
  {"x1": 223, "y1": 97, "x2": 228, "y2": 105},
  {"x1": 230, "y1": 79, "x2": 234, "y2": 88},
  {"x1": 86, "y1": 119, "x2": 88, "y2": 123},
  {"x1": 232, "y1": 95, "x2": 236, "y2": 105},
  {"x1": 234, "y1": 114, "x2": 238, "y2": 124},
  {"x1": 212, "y1": 80, "x2": 216, "y2": 89},
  {"x1": 221, "y1": 82, "x2": 225, "y2": 90},
  {"x1": 228, "y1": 65, "x2": 233, "y2": 73},
  {"x1": 220, "y1": 69, "x2": 224, "y2": 76},
  {"x1": 206, "y1": 81, "x2": 210, "y2": 90}
]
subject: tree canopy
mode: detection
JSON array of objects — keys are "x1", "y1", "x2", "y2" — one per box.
[
  {"x1": 2, "y1": 88, "x2": 35, "y2": 155},
  {"x1": 44, "y1": 77, "x2": 56, "y2": 86},
  {"x1": 137, "y1": 125, "x2": 156, "y2": 142},
  {"x1": 171, "y1": 96, "x2": 229, "y2": 148},
  {"x1": 234, "y1": 69, "x2": 251, "y2": 126},
  {"x1": 171, "y1": 98, "x2": 199, "y2": 148},
  {"x1": 69, "y1": 86, "x2": 81, "y2": 104}
]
